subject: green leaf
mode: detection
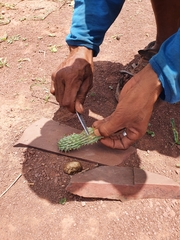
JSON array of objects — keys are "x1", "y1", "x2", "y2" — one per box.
[
  {"x1": 49, "y1": 45, "x2": 57, "y2": 53},
  {"x1": 44, "y1": 95, "x2": 50, "y2": 103},
  {"x1": 0, "y1": 33, "x2": 8, "y2": 43},
  {"x1": 146, "y1": 129, "x2": 155, "y2": 137},
  {"x1": 170, "y1": 118, "x2": 180, "y2": 144},
  {"x1": 48, "y1": 33, "x2": 56, "y2": 37},
  {"x1": 0, "y1": 58, "x2": 8, "y2": 68},
  {"x1": 59, "y1": 198, "x2": 66, "y2": 205}
]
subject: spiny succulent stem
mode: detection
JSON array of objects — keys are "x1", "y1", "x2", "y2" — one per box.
[{"x1": 58, "y1": 127, "x2": 102, "y2": 152}]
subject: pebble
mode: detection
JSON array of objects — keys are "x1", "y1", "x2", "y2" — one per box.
[
  {"x1": 63, "y1": 161, "x2": 82, "y2": 175},
  {"x1": 81, "y1": 201, "x2": 86, "y2": 207}
]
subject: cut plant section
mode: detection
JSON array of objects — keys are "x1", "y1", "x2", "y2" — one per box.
[{"x1": 58, "y1": 127, "x2": 102, "y2": 152}]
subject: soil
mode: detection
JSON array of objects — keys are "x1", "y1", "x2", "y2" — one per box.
[{"x1": 0, "y1": 0, "x2": 180, "y2": 239}]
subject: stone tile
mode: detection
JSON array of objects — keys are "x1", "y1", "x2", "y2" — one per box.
[
  {"x1": 14, "y1": 118, "x2": 136, "y2": 166},
  {"x1": 133, "y1": 168, "x2": 180, "y2": 199},
  {"x1": 66, "y1": 166, "x2": 180, "y2": 200},
  {"x1": 67, "y1": 166, "x2": 134, "y2": 200}
]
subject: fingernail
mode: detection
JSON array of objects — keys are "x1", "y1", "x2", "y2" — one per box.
[
  {"x1": 79, "y1": 103, "x2": 83, "y2": 112},
  {"x1": 75, "y1": 102, "x2": 84, "y2": 114},
  {"x1": 94, "y1": 128, "x2": 101, "y2": 136}
]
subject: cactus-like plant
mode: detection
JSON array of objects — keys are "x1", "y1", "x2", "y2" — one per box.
[{"x1": 58, "y1": 127, "x2": 102, "y2": 152}]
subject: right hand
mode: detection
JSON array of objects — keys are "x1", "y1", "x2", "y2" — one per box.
[
  {"x1": 51, "y1": 46, "x2": 93, "y2": 113},
  {"x1": 93, "y1": 64, "x2": 163, "y2": 149}
]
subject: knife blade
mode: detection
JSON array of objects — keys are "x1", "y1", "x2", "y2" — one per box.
[{"x1": 76, "y1": 111, "x2": 89, "y2": 135}]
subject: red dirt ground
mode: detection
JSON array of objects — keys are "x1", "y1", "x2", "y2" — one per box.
[{"x1": 0, "y1": 0, "x2": 180, "y2": 239}]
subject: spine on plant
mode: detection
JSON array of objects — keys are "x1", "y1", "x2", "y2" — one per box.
[{"x1": 58, "y1": 127, "x2": 102, "y2": 152}]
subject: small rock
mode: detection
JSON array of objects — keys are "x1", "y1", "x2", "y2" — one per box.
[
  {"x1": 63, "y1": 161, "x2": 82, "y2": 175},
  {"x1": 176, "y1": 163, "x2": 180, "y2": 168},
  {"x1": 81, "y1": 201, "x2": 86, "y2": 207}
]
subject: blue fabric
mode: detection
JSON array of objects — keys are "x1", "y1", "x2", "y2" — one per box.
[
  {"x1": 66, "y1": 0, "x2": 125, "y2": 56},
  {"x1": 66, "y1": 0, "x2": 180, "y2": 103},
  {"x1": 150, "y1": 29, "x2": 180, "y2": 103}
]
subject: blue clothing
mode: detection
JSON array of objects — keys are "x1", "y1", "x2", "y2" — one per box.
[
  {"x1": 66, "y1": 0, "x2": 125, "y2": 56},
  {"x1": 66, "y1": 0, "x2": 180, "y2": 103},
  {"x1": 149, "y1": 29, "x2": 180, "y2": 103}
]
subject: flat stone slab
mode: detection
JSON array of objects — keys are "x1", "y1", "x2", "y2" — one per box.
[
  {"x1": 14, "y1": 118, "x2": 136, "y2": 166},
  {"x1": 66, "y1": 166, "x2": 180, "y2": 200}
]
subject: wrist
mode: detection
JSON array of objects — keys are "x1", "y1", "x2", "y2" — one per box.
[
  {"x1": 69, "y1": 45, "x2": 93, "y2": 70},
  {"x1": 134, "y1": 64, "x2": 163, "y2": 103},
  {"x1": 69, "y1": 45, "x2": 93, "y2": 58}
]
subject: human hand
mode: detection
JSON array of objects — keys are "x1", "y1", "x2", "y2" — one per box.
[
  {"x1": 93, "y1": 64, "x2": 162, "y2": 149},
  {"x1": 51, "y1": 46, "x2": 93, "y2": 113}
]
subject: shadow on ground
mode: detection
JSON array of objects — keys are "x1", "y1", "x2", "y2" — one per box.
[{"x1": 21, "y1": 57, "x2": 180, "y2": 203}]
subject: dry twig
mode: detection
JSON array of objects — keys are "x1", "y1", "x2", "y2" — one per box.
[{"x1": 0, "y1": 173, "x2": 22, "y2": 198}]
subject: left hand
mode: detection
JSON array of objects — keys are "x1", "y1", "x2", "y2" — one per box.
[
  {"x1": 51, "y1": 46, "x2": 93, "y2": 113},
  {"x1": 93, "y1": 64, "x2": 163, "y2": 149}
]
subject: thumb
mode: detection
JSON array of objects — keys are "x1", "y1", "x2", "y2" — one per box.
[
  {"x1": 75, "y1": 101, "x2": 84, "y2": 114},
  {"x1": 93, "y1": 112, "x2": 124, "y2": 137}
]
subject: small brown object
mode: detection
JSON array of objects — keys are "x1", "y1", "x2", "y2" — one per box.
[{"x1": 63, "y1": 161, "x2": 83, "y2": 175}]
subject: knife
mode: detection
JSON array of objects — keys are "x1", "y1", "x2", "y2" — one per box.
[{"x1": 76, "y1": 111, "x2": 89, "y2": 135}]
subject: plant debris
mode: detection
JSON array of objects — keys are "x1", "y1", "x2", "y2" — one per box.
[{"x1": 171, "y1": 118, "x2": 180, "y2": 145}]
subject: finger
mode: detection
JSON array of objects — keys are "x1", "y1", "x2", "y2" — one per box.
[
  {"x1": 93, "y1": 117, "x2": 110, "y2": 130},
  {"x1": 100, "y1": 128, "x2": 140, "y2": 150},
  {"x1": 100, "y1": 137, "x2": 132, "y2": 150},
  {"x1": 75, "y1": 81, "x2": 93, "y2": 110},
  {"x1": 50, "y1": 79, "x2": 55, "y2": 95},
  {"x1": 75, "y1": 102, "x2": 84, "y2": 114},
  {"x1": 50, "y1": 72, "x2": 56, "y2": 95},
  {"x1": 62, "y1": 80, "x2": 82, "y2": 112},
  {"x1": 63, "y1": 74, "x2": 92, "y2": 113},
  {"x1": 54, "y1": 73, "x2": 65, "y2": 105},
  {"x1": 95, "y1": 111, "x2": 125, "y2": 137},
  {"x1": 75, "y1": 70, "x2": 93, "y2": 113},
  {"x1": 93, "y1": 128, "x2": 102, "y2": 137}
]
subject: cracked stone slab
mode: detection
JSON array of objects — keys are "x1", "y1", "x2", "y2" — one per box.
[
  {"x1": 14, "y1": 118, "x2": 136, "y2": 166},
  {"x1": 66, "y1": 166, "x2": 180, "y2": 200}
]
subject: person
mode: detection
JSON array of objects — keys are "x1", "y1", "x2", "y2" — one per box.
[{"x1": 51, "y1": 0, "x2": 180, "y2": 149}]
